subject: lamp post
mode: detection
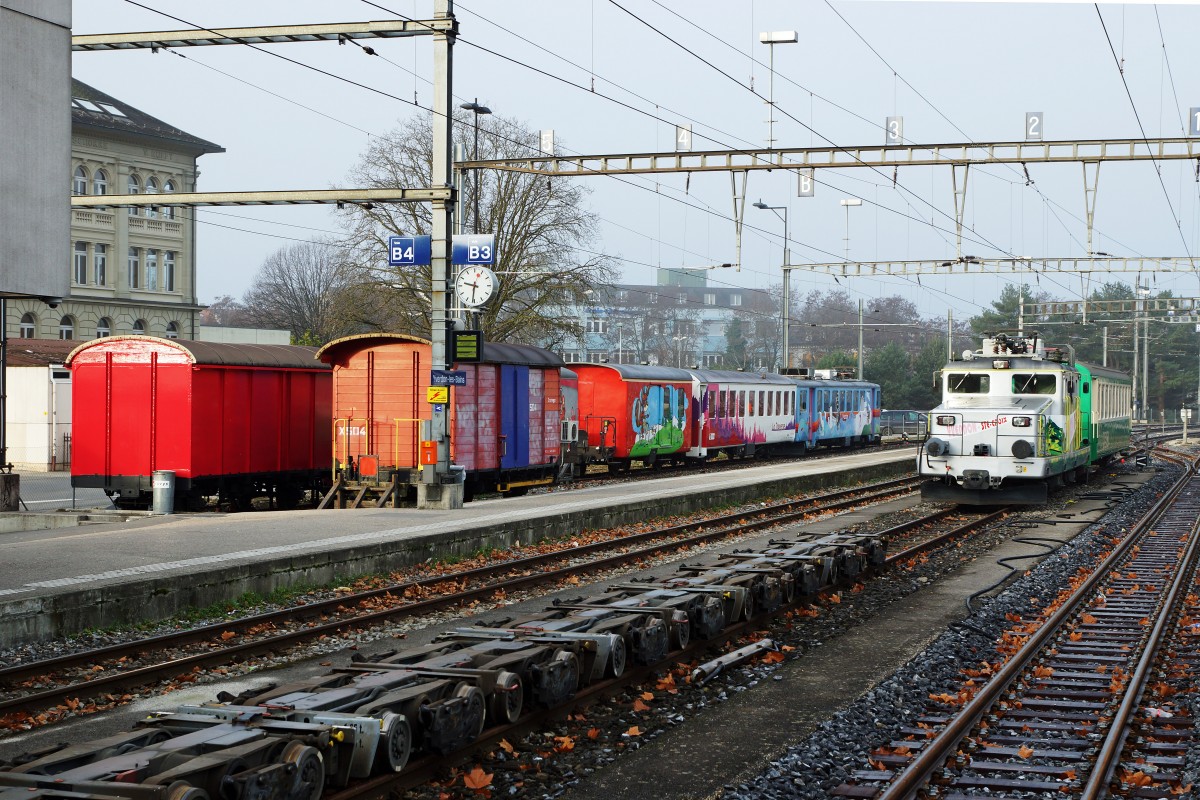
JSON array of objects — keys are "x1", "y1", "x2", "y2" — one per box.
[
  {"x1": 459, "y1": 99, "x2": 491, "y2": 234},
  {"x1": 616, "y1": 322, "x2": 624, "y2": 364},
  {"x1": 758, "y1": 31, "x2": 797, "y2": 149},
  {"x1": 672, "y1": 334, "x2": 685, "y2": 367},
  {"x1": 840, "y1": 198, "x2": 862, "y2": 262},
  {"x1": 752, "y1": 200, "x2": 790, "y2": 370}
]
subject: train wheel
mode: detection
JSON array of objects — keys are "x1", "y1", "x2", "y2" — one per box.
[
  {"x1": 374, "y1": 712, "x2": 412, "y2": 774},
  {"x1": 607, "y1": 636, "x2": 627, "y2": 678},
  {"x1": 455, "y1": 683, "x2": 488, "y2": 742},
  {"x1": 281, "y1": 743, "x2": 324, "y2": 800},
  {"x1": 608, "y1": 460, "x2": 631, "y2": 475},
  {"x1": 670, "y1": 618, "x2": 691, "y2": 650},
  {"x1": 166, "y1": 782, "x2": 209, "y2": 800},
  {"x1": 488, "y1": 672, "x2": 524, "y2": 726}
]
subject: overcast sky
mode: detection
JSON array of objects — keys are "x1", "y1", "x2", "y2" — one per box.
[{"x1": 71, "y1": 1, "x2": 1200, "y2": 325}]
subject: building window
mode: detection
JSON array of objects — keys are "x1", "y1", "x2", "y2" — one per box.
[
  {"x1": 145, "y1": 249, "x2": 158, "y2": 290},
  {"x1": 703, "y1": 292, "x2": 716, "y2": 305},
  {"x1": 127, "y1": 174, "x2": 140, "y2": 216},
  {"x1": 19, "y1": 313, "x2": 36, "y2": 338},
  {"x1": 96, "y1": 317, "x2": 111, "y2": 338},
  {"x1": 730, "y1": 293, "x2": 743, "y2": 307},
  {"x1": 132, "y1": 319, "x2": 146, "y2": 335},
  {"x1": 73, "y1": 241, "x2": 88, "y2": 284},
  {"x1": 128, "y1": 247, "x2": 140, "y2": 289},
  {"x1": 164, "y1": 251, "x2": 176, "y2": 292},
  {"x1": 73, "y1": 166, "x2": 88, "y2": 195},
  {"x1": 165, "y1": 321, "x2": 179, "y2": 339},
  {"x1": 94, "y1": 243, "x2": 107, "y2": 286},
  {"x1": 586, "y1": 317, "x2": 608, "y2": 334},
  {"x1": 93, "y1": 169, "x2": 108, "y2": 196},
  {"x1": 58, "y1": 315, "x2": 75, "y2": 340},
  {"x1": 145, "y1": 177, "x2": 158, "y2": 219},
  {"x1": 162, "y1": 180, "x2": 175, "y2": 219}
]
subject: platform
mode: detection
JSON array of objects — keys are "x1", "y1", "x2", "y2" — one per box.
[{"x1": 0, "y1": 449, "x2": 916, "y2": 645}]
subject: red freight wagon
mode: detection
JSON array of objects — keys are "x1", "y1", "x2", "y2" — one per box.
[
  {"x1": 67, "y1": 337, "x2": 331, "y2": 510},
  {"x1": 316, "y1": 334, "x2": 566, "y2": 502},
  {"x1": 573, "y1": 364, "x2": 696, "y2": 473}
]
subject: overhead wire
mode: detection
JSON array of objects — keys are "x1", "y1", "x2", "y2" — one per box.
[{"x1": 116, "y1": 0, "x2": 986, "y2": 315}]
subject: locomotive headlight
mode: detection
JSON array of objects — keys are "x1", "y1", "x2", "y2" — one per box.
[
  {"x1": 993, "y1": 359, "x2": 1010, "y2": 369},
  {"x1": 936, "y1": 415, "x2": 956, "y2": 427},
  {"x1": 1012, "y1": 416, "x2": 1032, "y2": 427}
]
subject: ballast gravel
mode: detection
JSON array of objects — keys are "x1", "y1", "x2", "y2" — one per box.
[{"x1": 720, "y1": 461, "x2": 1184, "y2": 800}]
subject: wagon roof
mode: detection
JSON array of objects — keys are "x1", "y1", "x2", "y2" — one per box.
[
  {"x1": 317, "y1": 332, "x2": 564, "y2": 368},
  {"x1": 4, "y1": 338, "x2": 76, "y2": 367},
  {"x1": 65, "y1": 336, "x2": 328, "y2": 370},
  {"x1": 687, "y1": 368, "x2": 797, "y2": 385},
  {"x1": 574, "y1": 363, "x2": 694, "y2": 381}
]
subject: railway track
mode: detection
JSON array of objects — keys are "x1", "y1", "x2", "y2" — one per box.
[
  {"x1": 833, "y1": 447, "x2": 1200, "y2": 799},
  {"x1": 0, "y1": 474, "x2": 926, "y2": 729}
]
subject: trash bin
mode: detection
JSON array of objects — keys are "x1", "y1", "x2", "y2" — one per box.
[{"x1": 151, "y1": 470, "x2": 175, "y2": 514}]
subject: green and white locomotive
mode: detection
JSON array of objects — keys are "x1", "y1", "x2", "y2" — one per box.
[{"x1": 919, "y1": 332, "x2": 1131, "y2": 504}]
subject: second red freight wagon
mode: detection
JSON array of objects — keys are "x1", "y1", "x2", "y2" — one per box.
[
  {"x1": 68, "y1": 337, "x2": 332, "y2": 510},
  {"x1": 315, "y1": 333, "x2": 566, "y2": 503}
]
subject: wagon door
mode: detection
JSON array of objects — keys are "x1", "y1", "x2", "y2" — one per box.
[{"x1": 500, "y1": 364, "x2": 530, "y2": 468}]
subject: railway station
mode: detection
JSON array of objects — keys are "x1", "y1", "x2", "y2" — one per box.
[{"x1": 6, "y1": 3, "x2": 1200, "y2": 800}]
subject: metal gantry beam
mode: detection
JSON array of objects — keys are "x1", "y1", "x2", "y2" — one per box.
[
  {"x1": 70, "y1": 188, "x2": 451, "y2": 208},
  {"x1": 1026, "y1": 297, "x2": 1200, "y2": 316},
  {"x1": 782, "y1": 256, "x2": 1199, "y2": 277},
  {"x1": 463, "y1": 137, "x2": 1200, "y2": 176},
  {"x1": 71, "y1": 20, "x2": 452, "y2": 51}
]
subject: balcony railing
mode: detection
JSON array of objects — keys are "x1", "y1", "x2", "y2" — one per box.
[
  {"x1": 72, "y1": 209, "x2": 114, "y2": 227},
  {"x1": 128, "y1": 216, "x2": 183, "y2": 236}
]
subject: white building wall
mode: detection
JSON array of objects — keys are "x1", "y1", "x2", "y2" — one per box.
[
  {"x1": 196, "y1": 326, "x2": 291, "y2": 345},
  {"x1": 4, "y1": 367, "x2": 71, "y2": 471}
]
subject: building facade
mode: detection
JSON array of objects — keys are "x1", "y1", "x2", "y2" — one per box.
[
  {"x1": 4, "y1": 79, "x2": 224, "y2": 341},
  {"x1": 564, "y1": 268, "x2": 782, "y2": 371}
]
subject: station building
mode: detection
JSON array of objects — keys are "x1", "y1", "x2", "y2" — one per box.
[{"x1": 3, "y1": 79, "x2": 224, "y2": 342}]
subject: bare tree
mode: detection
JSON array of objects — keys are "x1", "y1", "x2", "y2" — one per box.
[
  {"x1": 199, "y1": 295, "x2": 252, "y2": 328},
  {"x1": 338, "y1": 112, "x2": 617, "y2": 344},
  {"x1": 240, "y1": 240, "x2": 359, "y2": 344}
]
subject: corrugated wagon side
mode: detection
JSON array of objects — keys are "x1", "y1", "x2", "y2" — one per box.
[
  {"x1": 316, "y1": 334, "x2": 567, "y2": 505},
  {"x1": 67, "y1": 337, "x2": 331, "y2": 510}
]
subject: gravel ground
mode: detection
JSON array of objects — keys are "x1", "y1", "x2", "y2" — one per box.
[{"x1": 721, "y1": 459, "x2": 1185, "y2": 800}]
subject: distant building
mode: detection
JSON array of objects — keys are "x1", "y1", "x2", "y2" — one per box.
[
  {"x1": 3, "y1": 339, "x2": 75, "y2": 472},
  {"x1": 564, "y1": 269, "x2": 781, "y2": 370},
  {"x1": 196, "y1": 326, "x2": 291, "y2": 345},
  {"x1": 3, "y1": 79, "x2": 224, "y2": 342}
]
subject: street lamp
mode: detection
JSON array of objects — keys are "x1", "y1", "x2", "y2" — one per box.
[
  {"x1": 459, "y1": 99, "x2": 492, "y2": 234},
  {"x1": 752, "y1": 199, "x2": 790, "y2": 369},
  {"x1": 758, "y1": 31, "x2": 797, "y2": 149},
  {"x1": 840, "y1": 198, "x2": 862, "y2": 262},
  {"x1": 616, "y1": 322, "x2": 625, "y2": 364},
  {"x1": 672, "y1": 334, "x2": 686, "y2": 367}
]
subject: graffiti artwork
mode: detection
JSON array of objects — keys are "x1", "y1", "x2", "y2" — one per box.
[{"x1": 630, "y1": 384, "x2": 688, "y2": 457}]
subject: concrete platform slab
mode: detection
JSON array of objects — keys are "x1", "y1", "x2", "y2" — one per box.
[{"x1": 0, "y1": 449, "x2": 916, "y2": 644}]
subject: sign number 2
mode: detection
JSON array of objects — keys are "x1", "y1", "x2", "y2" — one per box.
[{"x1": 1026, "y1": 112, "x2": 1043, "y2": 141}]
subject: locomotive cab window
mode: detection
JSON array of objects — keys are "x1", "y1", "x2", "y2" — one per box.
[
  {"x1": 947, "y1": 373, "x2": 989, "y2": 394},
  {"x1": 1011, "y1": 373, "x2": 1056, "y2": 395}
]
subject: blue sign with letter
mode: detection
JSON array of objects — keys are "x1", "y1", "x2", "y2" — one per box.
[
  {"x1": 430, "y1": 370, "x2": 468, "y2": 387},
  {"x1": 451, "y1": 234, "x2": 495, "y2": 265},
  {"x1": 388, "y1": 235, "x2": 431, "y2": 266}
]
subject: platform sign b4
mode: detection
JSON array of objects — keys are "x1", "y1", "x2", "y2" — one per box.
[{"x1": 388, "y1": 235, "x2": 431, "y2": 266}]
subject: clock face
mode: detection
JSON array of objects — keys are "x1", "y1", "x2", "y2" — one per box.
[{"x1": 454, "y1": 267, "x2": 497, "y2": 308}]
